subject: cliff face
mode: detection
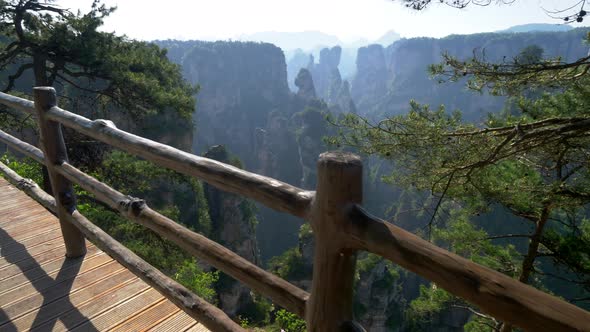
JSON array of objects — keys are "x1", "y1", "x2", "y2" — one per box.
[
  {"x1": 306, "y1": 46, "x2": 357, "y2": 114},
  {"x1": 355, "y1": 257, "x2": 406, "y2": 332},
  {"x1": 287, "y1": 49, "x2": 312, "y2": 91},
  {"x1": 351, "y1": 44, "x2": 388, "y2": 115},
  {"x1": 308, "y1": 46, "x2": 342, "y2": 102},
  {"x1": 158, "y1": 40, "x2": 292, "y2": 168},
  {"x1": 254, "y1": 97, "x2": 332, "y2": 259},
  {"x1": 294, "y1": 68, "x2": 317, "y2": 100},
  {"x1": 157, "y1": 39, "x2": 341, "y2": 260}
]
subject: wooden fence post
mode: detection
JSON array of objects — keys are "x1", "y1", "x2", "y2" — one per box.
[
  {"x1": 34, "y1": 86, "x2": 86, "y2": 258},
  {"x1": 306, "y1": 151, "x2": 365, "y2": 331}
]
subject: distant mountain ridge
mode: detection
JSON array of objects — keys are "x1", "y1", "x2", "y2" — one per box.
[{"x1": 500, "y1": 23, "x2": 574, "y2": 33}]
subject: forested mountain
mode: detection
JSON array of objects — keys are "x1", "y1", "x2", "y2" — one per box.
[
  {"x1": 153, "y1": 26, "x2": 590, "y2": 331},
  {"x1": 155, "y1": 40, "x2": 336, "y2": 264},
  {"x1": 500, "y1": 23, "x2": 574, "y2": 33},
  {"x1": 284, "y1": 28, "x2": 590, "y2": 124}
]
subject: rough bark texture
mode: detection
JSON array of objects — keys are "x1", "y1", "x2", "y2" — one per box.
[
  {"x1": 46, "y1": 105, "x2": 315, "y2": 219},
  {"x1": 33, "y1": 87, "x2": 86, "y2": 257},
  {"x1": 306, "y1": 151, "x2": 365, "y2": 331}
]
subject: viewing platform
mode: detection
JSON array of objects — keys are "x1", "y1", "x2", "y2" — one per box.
[
  {"x1": 0, "y1": 88, "x2": 588, "y2": 331},
  {"x1": 0, "y1": 177, "x2": 209, "y2": 332}
]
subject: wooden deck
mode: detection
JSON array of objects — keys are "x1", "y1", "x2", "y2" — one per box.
[{"x1": 0, "y1": 177, "x2": 210, "y2": 332}]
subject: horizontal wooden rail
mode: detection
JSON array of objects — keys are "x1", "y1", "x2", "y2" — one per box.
[
  {"x1": 0, "y1": 130, "x2": 44, "y2": 163},
  {"x1": 0, "y1": 129, "x2": 309, "y2": 317},
  {"x1": 26, "y1": 111, "x2": 310, "y2": 220},
  {"x1": 0, "y1": 160, "x2": 245, "y2": 332},
  {"x1": 0, "y1": 91, "x2": 314, "y2": 218},
  {"x1": 346, "y1": 205, "x2": 590, "y2": 332},
  {"x1": 0, "y1": 91, "x2": 36, "y2": 116}
]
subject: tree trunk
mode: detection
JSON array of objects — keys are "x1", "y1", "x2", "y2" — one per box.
[
  {"x1": 500, "y1": 203, "x2": 551, "y2": 332},
  {"x1": 519, "y1": 204, "x2": 551, "y2": 284},
  {"x1": 33, "y1": 53, "x2": 53, "y2": 193}
]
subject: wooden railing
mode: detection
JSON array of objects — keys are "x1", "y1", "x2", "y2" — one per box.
[{"x1": 0, "y1": 87, "x2": 589, "y2": 332}]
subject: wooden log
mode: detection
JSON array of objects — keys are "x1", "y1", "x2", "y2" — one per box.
[
  {"x1": 0, "y1": 161, "x2": 245, "y2": 332},
  {"x1": 34, "y1": 87, "x2": 86, "y2": 258},
  {"x1": 54, "y1": 161, "x2": 309, "y2": 317},
  {"x1": 41, "y1": 106, "x2": 313, "y2": 218},
  {"x1": 346, "y1": 205, "x2": 590, "y2": 332},
  {"x1": 0, "y1": 91, "x2": 36, "y2": 115},
  {"x1": 0, "y1": 129, "x2": 45, "y2": 164},
  {"x1": 306, "y1": 151, "x2": 365, "y2": 331}
]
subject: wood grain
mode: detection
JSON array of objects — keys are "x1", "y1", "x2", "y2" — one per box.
[
  {"x1": 33, "y1": 87, "x2": 86, "y2": 257},
  {"x1": 306, "y1": 151, "x2": 364, "y2": 331},
  {"x1": 44, "y1": 104, "x2": 314, "y2": 218}
]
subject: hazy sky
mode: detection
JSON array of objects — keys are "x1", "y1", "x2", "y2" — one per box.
[{"x1": 58, "y1": 0, "x2": 590, "y2": 42}]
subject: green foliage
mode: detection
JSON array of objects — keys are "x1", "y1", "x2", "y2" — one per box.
[
  {"x1": 434, "y1": 209, "x2": 520, "y2": 276},
  {"x1": 77, "y1": 202, "x2": 185, "y2": 271},
  {"x1": 268, "y1": 247, "x2": 308, "y2": 280},
  {"x1": 0, "y1": 0, "x2": 196, "y2": 122},
  {"x1": 174, "y1": 260, "x2": 219, "y2": 303},
  {"x1": 268, "y1": 223, "x2": 314, "y2": 281},
  {"x1": 406, "y1": 284, "x2": 454, "y2": 326},
  {"x1": 0, "y1": 153, "x2": 42, "y2": 184},
  {"x1": 516, "y1": 45, "x2": 544, "y2": 65},
  {"x1": 93, "y1": 150, "x2": 172, "y2": 193},
  {"x1": 237, "y1": 296, "x2": 273, "y2": 327},
  {"x1": 429, "y1": 36, "x2": 590, "y2": 96},
  {"x1": 275, "y1": 309, "x2": 306, "y2": 332},
  {"x1": 91, "y1": 150, "x2": 212, "y2": 233},
  {"x1": 356, "y1": 253, "x2": 400, "y2": 288},
  {"x1": 239, "y1": 200, "x2": 259, "y2": 229},
  {"x1": 239, "y1": 316, "x2": 251, "y2": 328},
  {"x1": 541, "y1": 218, "x2": 590, "y2": 291},
  {"x1": 192, "y1": 178, "x2": 212, "y2": 236},
  {"x1": 463, "y1": 316, "x2": 499, "y2": 332}
]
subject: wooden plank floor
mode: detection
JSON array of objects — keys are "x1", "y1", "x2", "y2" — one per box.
[{"x1": 0, "y1": 178, "x2": 210, "y2": 332}]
